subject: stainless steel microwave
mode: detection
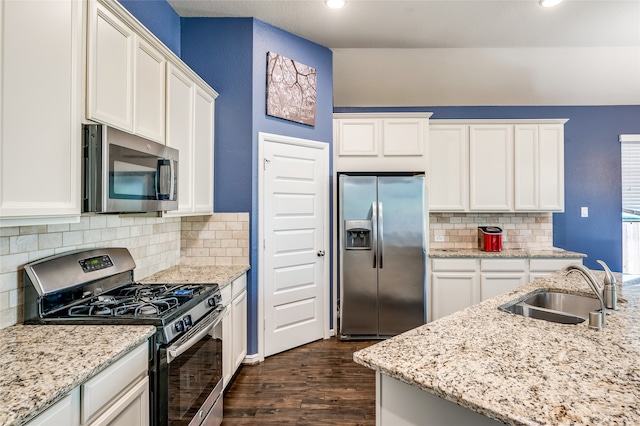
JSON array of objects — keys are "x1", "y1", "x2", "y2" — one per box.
[{"x1": 82, "y1": 124, "x2": 178, "y2": 213}]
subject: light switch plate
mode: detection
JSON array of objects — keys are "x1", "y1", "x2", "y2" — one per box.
[{"x1": 581, "y1": 207, "x2": 589, "y2": 217}]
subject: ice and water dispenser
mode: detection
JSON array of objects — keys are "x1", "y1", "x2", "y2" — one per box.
[{"x1": 344, "y1": 220, "x2": 372, "y2": 250}]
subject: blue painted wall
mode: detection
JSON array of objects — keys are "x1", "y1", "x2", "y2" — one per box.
[
  {"x1": 181, "y1": 18, "x2": 333, "y2": 355},
  {"x1": 119, "y1": 0, "x2": 181, "y2": 56},
  {"x1": 335, "y1": 106, "x2": 640, "y2": 272}
]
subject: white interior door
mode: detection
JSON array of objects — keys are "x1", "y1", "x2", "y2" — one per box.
[{"x1": 260, "y1": 133, "x2": 328, "y2": 357}]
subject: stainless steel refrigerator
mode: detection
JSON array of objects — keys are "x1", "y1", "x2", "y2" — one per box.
[{"x1": 339, "y1": 173, "x2": 427, "y2": 339}]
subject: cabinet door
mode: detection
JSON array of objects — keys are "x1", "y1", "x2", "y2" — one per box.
[
  {"x1": 86, "y1": 377, "x2": 149, "y2": 426},
  {"x1": 134, "y1": 37, "x2": 165, "y2": 143},
  {"x1": 469, "y1": 125, "x2": 513, "y2": 211},
  {"x1": 514, "y1": 125, "x2": 539, "y2": 211},
  {"x1": 1, "y1": 0, "x2": 82, "y2": 225},
  {"x1": 538, "y1": 124, "x2": 564, "y2": 211},
  {"x1": 192, "y1": 86, "x2": 215, "y2": 214},
  {"x1": 26, "y1": 388, "x2": 80, "y2": 426},
  {"x1": 231, "y1": 289, "x2": 247, "y2": 371},
  {"x1": 166, "y1": 64, "x2": 195, "y2": 214},
  {"x1": 221, "y1": 306, "x2": 232, "y2": 388},
  {"x1": 431, "y1": 273, "x2": 477, "y2": 321},
  {"x1": 428, "y1": 125, "x2": 469, "y2": 211},
  {"x1": 336, "y1": 119, "x2": 380, "y2": 156},
  {"x1": 480, "y1": 273, "x2": 527, "y2": 301},
  {"x1": 382, "y1": 118, "x2": 425, "y2": 156},
  {"x1": 87, "y1": 1, "x2": 134, "y2": 132}
]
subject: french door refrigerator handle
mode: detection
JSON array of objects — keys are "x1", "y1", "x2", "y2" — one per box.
[
  {"x1": 371, "y1": 201, "x2": 377, "y2": 268},
  {"x1": 378, "y1": 202, "x2": 383, "y2": 269}
]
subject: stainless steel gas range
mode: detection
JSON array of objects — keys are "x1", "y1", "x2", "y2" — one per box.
[{"x1": 23, "y1": 247, "x2": 224, "y2": 426}]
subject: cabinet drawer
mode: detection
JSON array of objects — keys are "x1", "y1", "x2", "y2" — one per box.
[
  {"x1": 431, "y1": 258, "x2": 477, "y2": 272},
  {"x1": 480, "y1": 258, "x2": 527, "y2": 272},
  {"x1": 81, "y1": 342, "x2": 148, "y2": 423},
  {"x1": 231, "y1": 274, "x2": 247, "y2": 299},
  {"x1": 529, "y1": 258, "x2": 582, "y2": 272}
]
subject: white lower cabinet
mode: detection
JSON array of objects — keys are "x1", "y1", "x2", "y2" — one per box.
[
  {"x1": 479, "y1": 259, "x2": 527, "y2": 302},
  {"x1": 431, "y1": 259, "x2": 478, "y2": 322},
  {"x1": 26, "y1": 388, "x2": 80, "y2": 426},
  {"x1": 221, "y1": 273, "x2": 248, "y2": 389},
  {"x1": 430, "y1": 257, "x2": 583, "y2": 321},
  {"x1": 25, "y1": 342, "x2": 149, "y2": 426}
]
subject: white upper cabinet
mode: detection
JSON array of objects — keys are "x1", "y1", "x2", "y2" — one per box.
[
  {"x1": 87, "y1": 1, "x2": 166, "y2": 143},
  {"x1": 164, "y1": 64, "x2": 215, "y2": 216},
  {"x1": 334, "y1": 113, "x2": 432, "y2": 172},
  {"x1": 134, "y1": 37, "x2": 166, "y2": 142},
  {"x1": 428, "y1": 119, "x2": 566, "y2": 213},
  {"x1": 514, "y1": 123, "x2": 565, "y2": 211},
  {"x1": 469, "y1": 124, "x2": 514, "y2": 211},
  {"x1": 428, "y1": 124, "x2": 469, "y2": 211},
  {"x1": 0, "y1": 0, "x2": 83, "y2": 227}
]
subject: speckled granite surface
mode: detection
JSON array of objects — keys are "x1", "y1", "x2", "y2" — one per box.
[
  {"x1": 0, "y1": 325, "x2": 155, "y2": 426},
  {"x1": 140, "y1": 264, "x2": 250, "y2": 289},
  {"x1": 354, "y1": 271, "x2": 640, "y2": 425},
  {"x1": 429, "y1": 247, "x2": 586, "y2": 258}
]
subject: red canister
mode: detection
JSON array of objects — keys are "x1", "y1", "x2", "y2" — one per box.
[{"x1": 478, "y1": 226, "x2": 503, "y2": 252}]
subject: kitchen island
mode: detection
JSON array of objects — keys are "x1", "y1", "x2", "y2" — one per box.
[
  {"x1": 354, "y1": 270, "x2": 640, "y2": 425},
  {"x1": 0, "y1": 325, "x2": 155, "y2": 426}
]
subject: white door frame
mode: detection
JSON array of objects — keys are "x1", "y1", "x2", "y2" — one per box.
[{"x1": 257, "y1": 132, "x2": 331, "y2": 362}]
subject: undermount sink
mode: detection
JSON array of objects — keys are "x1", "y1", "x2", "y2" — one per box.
[{"x1": 499, "y1": 291, "x2": 601, "y2": 325}]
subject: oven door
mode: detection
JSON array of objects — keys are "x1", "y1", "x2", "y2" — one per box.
[{"x1": 158, "y1": 308, "x2": 224, "y2": 426}]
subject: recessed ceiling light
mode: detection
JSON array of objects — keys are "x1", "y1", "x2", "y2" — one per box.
[
  {"x1": 325, "y1": 0, "x2": 346, "y2": 9},
  {"x1": 539, "y1": 0, "x2": 562, "y2": 7}
]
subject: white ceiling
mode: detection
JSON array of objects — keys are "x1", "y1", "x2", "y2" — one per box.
[{"x1": 167, "y1": 0, "x2": 640, "y2": 106}]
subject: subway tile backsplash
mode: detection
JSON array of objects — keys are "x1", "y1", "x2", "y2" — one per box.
[
  {"x1": 430, "y1": 212, "x2": 553, "y2": 250},
  {"x1": 180, "y1": 213, "x2": 250, "y2": 266}
]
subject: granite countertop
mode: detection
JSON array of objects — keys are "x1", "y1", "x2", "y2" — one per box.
[
  {"x1": 140, "y1": 264, "x2": 250, "y2": 290},
  {"x1": 0, "y1": 325, "x2": 156, "y2": 426},
  {"x1": 354, "y1": 271, "x2": 640, "y2": 425},
  {"x1": 429, "y1": 247, "x2": 586, "y2": 258}
]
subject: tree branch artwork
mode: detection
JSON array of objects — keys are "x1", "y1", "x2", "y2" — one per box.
[{"x1": 266, "y1": 52, "x2": 317, "y2": 126}]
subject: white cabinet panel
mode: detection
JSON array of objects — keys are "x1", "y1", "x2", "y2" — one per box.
[
  {"x1": 382, "y1": 118, "x2": 425, "y2": 156},
  {"x1": 87, "y1": 1, "x2": 134, "y2": 132},
  {"x1": 87, "y1": 377, "x2": 149, "y2": 426},
  {"x1": 134, "y1": 38, "x2": 166, "y2": 142},
  {"x1": 222, "y1": 274, "x2": 247, "y2": 389},
  {"x1": 0, "y1": 0, "x2": 82, "y2": 226},
  {"x1": 336, "y1": 119, "x2": 380, "y2": 156},
  {"x1": 166, "y1": 64, "x2": 195, "y2": 214},
  {"x1": 232, "y1": 289, "x2": 248, "y2": 371},
  {"x1": 431, "y1": 273, "x2": 477, "y2": 321},
  {"x1": 428, "y1": 125, "x2": 469, "y2": 211},
  {"x1": 193, "y1": 87, "x2": 215, "y2": 214},
  {"x1": 538, "y1": 124, "x2": 565, "y2": 211},
  {"x1": 165, "y1": 64, "x2": 215, "y2": 216},
  {"x1": 480, "y1": 273, "x2": 527, "y2": 301},
  {"x1": 334, "y1": 113, "x2": 431, "y2": 172},
  {"x1": 514, "y1": 125, "x2": 539, "y2": 211},
  {"x1": 26, "y1": 389, "x2": 80, "y2": 426},
  {"x1": 469, "y1": 125, "x2": 513, "y2": 211}
]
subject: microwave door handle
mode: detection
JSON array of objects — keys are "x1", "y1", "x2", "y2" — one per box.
[
  {"x1": 170, "y1": 159, "x2": 176, "y2": 201},
  {"x1": 156, "y1": 159, "x2": 172, "y2": 200}
]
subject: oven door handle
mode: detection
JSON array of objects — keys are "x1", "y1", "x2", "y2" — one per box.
[{"x1": 167, "y1": 308, "x2": 224, "y2": 363}]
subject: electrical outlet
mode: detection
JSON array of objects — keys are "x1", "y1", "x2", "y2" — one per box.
[
  {"x1": 434, "y1": 235, "x2": 445, "y2": 242},
  {"x1": 581, "y1": 207, "x2": 589, "y2": 218}
]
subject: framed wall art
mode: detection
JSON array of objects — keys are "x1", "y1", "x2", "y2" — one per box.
[{"x1": 266, "y1": 52, "x2": 317, "y2": 126}]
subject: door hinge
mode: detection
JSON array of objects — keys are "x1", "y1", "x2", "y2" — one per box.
[{"x1": 263, "y1": 158, "x2": 271, "y2": 170}]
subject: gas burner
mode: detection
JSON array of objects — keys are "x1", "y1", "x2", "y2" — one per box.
[{"x1": 137, "y1": 304, "x2": 158, "y2": 315}]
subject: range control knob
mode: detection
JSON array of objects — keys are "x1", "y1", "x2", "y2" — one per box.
[
  {"x1": 183, "y1": 315, "x2": 193, "y2": 328},
  {"x1": 174, "y1": 320, "x2": 185, "y2": 333},
  {"x1": 207, "y1": 298, "x2": 217, "y2": 308}
]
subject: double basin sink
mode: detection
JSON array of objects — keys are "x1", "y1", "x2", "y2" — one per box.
[{"x1": 499, "y1": 291, "x2": 601, "y2": 325}]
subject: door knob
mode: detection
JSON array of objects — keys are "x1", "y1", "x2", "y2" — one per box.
[{"x1": 317, "y1": 250, "x2": 325, "y2": 257}]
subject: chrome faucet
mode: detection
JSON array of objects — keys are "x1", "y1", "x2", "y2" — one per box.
[
  {"x1": 564, "y1": 264, "x2": 607, "y2": 330},
  {"x1": 597, "y1": 260, "x2": 618, "y2": 310}
]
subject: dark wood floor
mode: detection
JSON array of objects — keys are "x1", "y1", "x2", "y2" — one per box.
[{"x1": 222, "y1": 338, "x2": 377, "y2": 425}]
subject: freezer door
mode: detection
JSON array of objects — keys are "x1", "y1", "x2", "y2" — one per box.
[
  {"x1": 339, "y1": 175, "x2": 379, "y2": 336},
  {"x1": 377, "y1": 176, "x2": 426, "y2": 335}
]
